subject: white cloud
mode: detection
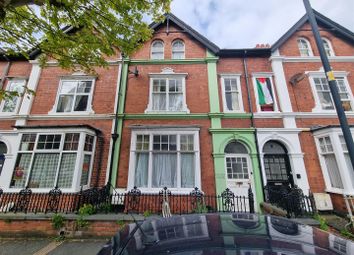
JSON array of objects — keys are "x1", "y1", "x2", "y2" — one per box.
[{"x1": 171, "y1": 0, "x2": 354, "y2": 48}]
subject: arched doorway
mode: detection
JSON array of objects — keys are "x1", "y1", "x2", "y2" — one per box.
[
  {"x1": 263, "y1": 140, "x2": 294, "y2": 188},
  {"x1": 224, "y1": 141, "x2": 253, "y2": 197},
  {"x1": 0, "y1": 141, "x2": 7, "y2": 175}
]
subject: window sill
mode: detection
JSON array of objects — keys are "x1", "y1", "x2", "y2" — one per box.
[
  {"x1": 325, "y1": 188, "x2": 345, "y2": 195},
  {"x1": 127, "y1": 188, "x2": 198, "y2": 195},
  {"x1": 47, "y1": 110, "x2": 95, "y2": 115},
  {"x1": 144, "y1": 110, "x2": 190, "y2": 114}
]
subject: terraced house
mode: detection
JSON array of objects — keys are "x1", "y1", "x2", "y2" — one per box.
[{"x1": 0, "y1": 10, "x2": 353, "y2": 216}]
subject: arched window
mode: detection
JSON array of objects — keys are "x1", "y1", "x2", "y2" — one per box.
[
  {"x1": 151, "y1": 40, "x2": 164, "y2": 60},
  {"x1": 322, "y1": 38, "x2": 334, "y2": 56},
  {"x1": 297, "y1": 38, "x2": 312, "y2": 56},
  {"x1": 224, "y1": 141, "x2": 249, "y2": 180},
  {"x1": 263, "y1": 141, "x2": 287, "y2": 154},
  {"x1": 0, "y1": 141, "x2": 7, "y2": 174},
  {"x1": 225, "y1": 141, "x2": 248, "y2": 154},
  {"x1": 172, "y1": 40, "x2": 185, "y2": 59}
]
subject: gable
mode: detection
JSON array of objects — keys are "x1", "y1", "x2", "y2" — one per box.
[{"x1": 272, "y1": 10, "x2": 354, "y2": 53}]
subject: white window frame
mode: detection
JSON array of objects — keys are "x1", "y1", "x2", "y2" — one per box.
[
  {"x1": 9, "y1": 129, "x2": 96, "y2": 193},
  {"x1": 308, "y1": 71, "x2": 354, "y2": 113},
  {"x1": 171, "y1": 40, "x2": 185, "y2": 59},
  {"x1": 252, "y1": 73, "x2": 279, "y2": 112},
  {"x1": 314, "y1": 128, "x2": 354, "y2": 194},
  {"x1": 49, "y1": 76, "x2": 96, "y2": 115},
  {"x1": 220, "y1": 74, "x2": 244, "y2": 113},
  {"x1": 145, "y1": 68, "x2": 189, "y2": 113},
  {"x1": 297, "y1": 37, "x2": 313, "y2": 57},
  {"x1": 151, "y1": 40, "x2": 164, "y2": 60},
  {"x1": 127, "y1": 128, "x2": 201, "y2": 194},
  {"x1": 322, "y1": 38, "x2": 335, "y2": 57},
  {"x1": 0, "y1": 78, "x2": 27, "y2": 115}
]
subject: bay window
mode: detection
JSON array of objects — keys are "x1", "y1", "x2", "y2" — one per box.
[
  {"x1": 128, "y1": 128, "x2": 200, "y2": 193},
  {"x1": 314, "y1": 128, "x2": 354, "y2": 193},
  {"x1": 10, "y1": 131, "x2": 96, "y2": 191}
]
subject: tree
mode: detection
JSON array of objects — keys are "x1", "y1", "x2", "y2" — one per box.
[{"x1": 0, "y1": 0, "x2": 171, "y2": 99}]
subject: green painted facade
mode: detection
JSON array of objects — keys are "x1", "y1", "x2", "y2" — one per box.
[{"x1": 206, "y1": 50, "x2": 264, "y2": 210}]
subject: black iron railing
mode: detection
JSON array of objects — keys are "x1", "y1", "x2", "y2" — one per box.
[
  {"x1": 264, "y1": 184, "x2": 316, "y2": 218},
  {"x1": 0, "y1": 185, "x2": 254, "y2": 215}
]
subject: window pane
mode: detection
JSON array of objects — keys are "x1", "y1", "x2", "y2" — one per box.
[
  {"x1": 2, "y1": 97, "x2": 18, "y2": 112},
  {"x1": 11, "y1": 153, "x2": 32, "y2": 188},
  {"x1": 64, "y1": 133, "x2": 80, "y2": 151},
  {"x1": 80, "y1": 155, "x2": 91, "y2": 186},
  {"x1": 1, "y1": 80, "x2": 26, "y2": 112},
  {"x1": 84, "y1": 135, "x2": 94, "y2": 151},
  {"x1": 57, "y1": 95, "x2": 74, "y2": 112},
  {"x1": 57, "y1": 153, "x2": 76, "y2": 188},
  {"x1": 60, "y1": 81, "x2": 76, "y2": 94},
  {"x1": 181, "y1": 135, "x2": 194, "y2": 151},
  {"x1": 152, "y1": 153, "x2": 177, "y2": 188},
  {"x1": 73, "y1": 95, "x2": 88, "y2": 111},
  {"x1": 169, "y1": 94, "x2": 183, "y2": 111},
  {"x1": 37, "y1": 134, "x2": 61, "y2": 150},
  {"x1": 135, "y1": 152, "x2": 149, "y2": 187},
  {"x1": 181, "y1": 153, "x2": 194, "y2": 188},
  {"x1": 28, "y1": 153, "x2": 59, "y2": 188},
  {"x1": 20, "y1": 134, "x2": 36, "y2": 151},
  {"x1": 323, "y1": 154, "x2": 343, "y2": 189},
  {"x1": 152, "y1": 94, "x2": 166, "y2": 110},
  {"x1": 318, "y1": 92, "x2": 334, "y2": 110},
  {"x1": 77, "y1": 81, "x2": 92, "y2": 93}
]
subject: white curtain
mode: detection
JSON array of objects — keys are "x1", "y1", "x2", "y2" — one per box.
[
  {"x1": 57, "y1": 153, "x2": 76, "y2": 188},
  {"x1": 169, "y1": 94, "x2": 183, "y2": 111},
  {"x1": 324, "y1": 154, "x2": 344, "y2": 189},
  {"x1": 344, "y1": 153, "x2": 354, "y2": 189},
  {"x1": 12, "y1": 153, "x2": 32, "y2": 188},
  {"x1": 152, "y1": 153, "x2": 177, "y2": 188},
  {"x1": 57, "y1": 95, "x2": 73, "y2": 112},
  {"x1": 181, "y1": 153, "x2": 194, "y2": 188},
  {"x1": 29, "y1": 153, "x2": 59, "y2": 188},
  {"x1": 153, "y1": 94, "x2": 166, "y2": 110},
  {"x1": 134, "y1": 153, "x2": 149, "y2": 187}
]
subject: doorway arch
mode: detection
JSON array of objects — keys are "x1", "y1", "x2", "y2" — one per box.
[
  {"x1": 0, "y1": 141, "x2": 7, "y2": 175},
  {"x1": 263, "y1": 140, "x2": 294, "y2": 188}
]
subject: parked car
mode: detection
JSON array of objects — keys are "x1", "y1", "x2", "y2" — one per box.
[{"x1": 97, "y1": 213, "x2": 354, "y2": 255}]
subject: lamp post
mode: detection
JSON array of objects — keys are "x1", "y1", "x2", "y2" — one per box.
[{"x1": 303, "y1": 0, "x2": 354, "y2": 171}]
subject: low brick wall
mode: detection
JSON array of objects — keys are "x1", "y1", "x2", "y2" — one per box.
[{"x1": 0, "y1": 213, "x2": 141, "y2": 238}]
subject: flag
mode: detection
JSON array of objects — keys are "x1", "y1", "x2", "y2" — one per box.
[{"x1": 256, "y1": 78, "x2": 274, "y2": 105}]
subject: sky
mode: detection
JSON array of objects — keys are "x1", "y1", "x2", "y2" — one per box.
[{"x1": 170, "y1": 0, "x2": 354, "y2": 48}]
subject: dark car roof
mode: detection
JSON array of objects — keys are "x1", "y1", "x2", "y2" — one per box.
[{"x1": 98, "y1": 213, "x2": 353, "y2": 255}]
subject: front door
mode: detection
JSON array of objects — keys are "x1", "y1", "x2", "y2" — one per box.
[
  {"x1": 263, "y1": 154, "x2": 294, "y2": 189},
  {"x1": 225, "y1": 154, "x2": 253, "y2": 198}
]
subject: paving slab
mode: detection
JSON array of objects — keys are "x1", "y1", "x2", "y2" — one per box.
[
  {"x1": 48, "y1": 239, "x2": 108, "y2": 255},
  {"x1": 0, "y1": 239, "x2": 51, "y2": 255}
]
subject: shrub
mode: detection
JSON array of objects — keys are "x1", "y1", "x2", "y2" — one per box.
[{"x1": 51, "y1": 214, "x2": 65, "y2": 230}]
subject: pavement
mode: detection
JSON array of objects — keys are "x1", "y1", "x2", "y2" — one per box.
[{"x1": 0, "y1": 238, "x2": 108, "y2": 255}]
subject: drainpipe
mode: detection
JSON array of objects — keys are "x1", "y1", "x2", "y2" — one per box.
[
  {"x1": 242, "y1": 50, "x2": 265, "y2": 201},
  {"x1": 107, "y1": 55, "x2": 124, "y2": 188}
]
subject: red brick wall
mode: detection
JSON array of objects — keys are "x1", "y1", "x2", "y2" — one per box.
[
  {"x1": 279, "y1": 23, "x2": 354, "y2": 56},
  {"x1": 131, "y1": 23, "x2": 206, "y2": 59},
  {"x1": 125, "y1": 64, "x2": 209, "y2": 113},
  {"x1": 298, "y1": 132, "x2": 326, "y2": 193},
  {"x1": 0, "y1": 219, "x2": 122, "y2": 238},
  {"x1": 31, "y1": 65, "x2": 118, "y2": 115}
]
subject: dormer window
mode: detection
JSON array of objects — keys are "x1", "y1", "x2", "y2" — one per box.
[
  {"x1": 172, "y1": 40, "x2": 185, "y2": 59},
  {"x1": 297, "y1": 38, "x2": 312, "y2": 56},
  {"x1": 322, "y1": 38, "x2": 334, "y2": 56},
  {"x1": 151, "y1": 40, "x2": 164, "y2": 60}
]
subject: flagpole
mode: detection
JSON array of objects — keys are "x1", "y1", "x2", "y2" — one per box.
[{"x1": 303, "y1": 0, "x2": 354, "y2": 171}]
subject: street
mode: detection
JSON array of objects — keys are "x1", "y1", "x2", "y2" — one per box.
[{"x1": 0, "y1": 238, "x2": 108, "y2": 255}]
